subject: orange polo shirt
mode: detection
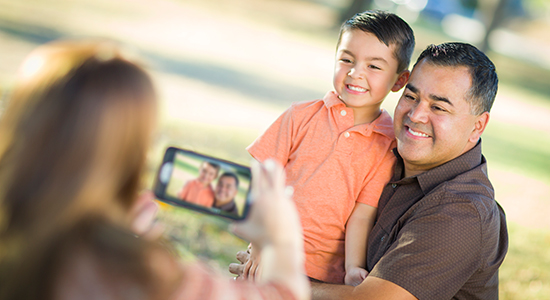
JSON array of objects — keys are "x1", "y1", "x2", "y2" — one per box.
[
  {"x1": 178, "y1": 179, "x2": 215, "y2": 207},
  {"x1": 248, "y1": 91, "x2": 396, "y2": 283}
]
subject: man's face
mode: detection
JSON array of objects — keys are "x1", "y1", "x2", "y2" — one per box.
[
  {"x1": 394, "y1": 60, "x2": 488, "y2": 177},
  {"x1": 215, "y1": 176, "x2": 238, "y2": 205},
  {"x1": 197, "y1": 163, "x2": 218, "y2": 185}
]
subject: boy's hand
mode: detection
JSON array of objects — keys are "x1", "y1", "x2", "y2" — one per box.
[
  {"x1": 229, "y1": 244, "x2": 262, "y2": 281},
  {"x1": 345, "y1": 267, "x2": 369, "y2": 286},
  {"x1": 229, "y1": 250, "x2": 249, "y2": 279}
]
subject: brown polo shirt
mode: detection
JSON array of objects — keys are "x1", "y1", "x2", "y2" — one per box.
[{"x1": 366, "y1": 141, "x2": 508, "y2": 300}]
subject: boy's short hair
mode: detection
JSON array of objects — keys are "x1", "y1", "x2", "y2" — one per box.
[
  {"x1": 337, "y1": 10, "x2": 415, "y2": 74},
  {"x1": 201, "y1": 161, "x2": 221, "y2": 173},
  {"x1": 414, "y1": 42, "x2": 498, "y2": 115}
]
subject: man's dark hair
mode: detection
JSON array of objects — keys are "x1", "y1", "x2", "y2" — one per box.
[
  {"x1": 414, "y1": 42, "x2": 498, "y2": 115},
  {"x1": 337, "y1": 10, "x2": 415, "y2": 74},
  {"x1": 219, "y1": 172, "x2": 239, "y2": 188}
]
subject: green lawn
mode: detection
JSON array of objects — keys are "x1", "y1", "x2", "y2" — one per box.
[{"x1": 149, "y1": 112, "x2": 550, "y2": 298}]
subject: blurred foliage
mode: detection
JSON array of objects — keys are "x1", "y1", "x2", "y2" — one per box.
[{"x1": 156, "y1": 203, "x2": 248, "y2": 274}]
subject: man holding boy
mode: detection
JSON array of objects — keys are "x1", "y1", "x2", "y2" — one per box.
[
  {"x1": 310, "y1": 42, "x2": 508, "y2": 299},
  {"x1": 244, "y1": 10, "x2": 414, "y2": 285}
]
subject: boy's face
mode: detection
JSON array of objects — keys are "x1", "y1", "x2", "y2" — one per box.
[
  {"x1": 197, "y1": 163, "x2": 218, "y2": 185},
  {"x1": 333, "y1": 29, "x2": 405, "y2": 113}
]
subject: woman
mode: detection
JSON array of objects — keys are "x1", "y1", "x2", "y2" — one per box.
[{"x1": 0, "y1": 40, "x2": 309, "y2": 300}]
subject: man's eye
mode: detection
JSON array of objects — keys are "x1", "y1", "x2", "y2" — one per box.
[
  {"x1": 432, "y1": 105, "x2": 446, "y2": 112},
  {"x1": 405, "y1": 95, "x2": 416, "y2": 101}
]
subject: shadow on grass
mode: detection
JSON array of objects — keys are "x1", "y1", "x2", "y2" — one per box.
[
  {"x1": 145, "y1": 52, "x2": 322, "y2": 108},
  {"x1": 492, "y1": 53, "x2": 550, "y2": 101},
  {"x1": 0, "y1": 19, "x2": 323, "y2": 109},
  {"x1": 0, "y1": 19, "x2": 64, "y2": 45}
]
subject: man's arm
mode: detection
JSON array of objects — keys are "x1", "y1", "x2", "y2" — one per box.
[{"x1": 311, "y1": 276, "x2": 417, "y2": 300}]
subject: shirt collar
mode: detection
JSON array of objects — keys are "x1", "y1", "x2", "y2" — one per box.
[
  {"x1": 323, "y1": 91, "x2": 395, "y2": 139},
  {"x1": 392, "y1": 140, "x2": 485, "y2": 194}
]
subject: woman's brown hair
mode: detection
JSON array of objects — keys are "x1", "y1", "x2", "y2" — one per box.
[
  {"x1": 0, "y1": 40, "x2": 157, "y2": 233},
  {"x1": 0, "y1": 40, "x2": 171, "y2": 299}
]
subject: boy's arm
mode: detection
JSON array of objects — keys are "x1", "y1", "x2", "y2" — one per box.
[{"x1": 345, "y1": 203, "x2": 377, "y2": 286}]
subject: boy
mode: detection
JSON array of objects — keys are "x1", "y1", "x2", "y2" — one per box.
[
  {"x1": 245, "y1": 10, "x2": 415, "y2": 285},
  {"x1": 178, "y1": 161, "x2": 220, "y2": 207}
]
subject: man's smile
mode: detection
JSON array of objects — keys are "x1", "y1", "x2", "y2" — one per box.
[{"x1": 405, "y1": 125, "x2": 430, "y2": 138}]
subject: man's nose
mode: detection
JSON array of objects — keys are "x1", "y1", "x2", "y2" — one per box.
[{"x1": 408, "y1": 101, "x2": 429, "y2": 123}]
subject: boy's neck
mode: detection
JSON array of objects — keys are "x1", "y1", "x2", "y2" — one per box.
[{"x1": 351, "y1": 106, "x2": 382, "y2": 126}]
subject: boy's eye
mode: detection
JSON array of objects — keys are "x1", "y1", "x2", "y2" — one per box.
[
  {"x1": 340, "y1": 58, "x2": 353, "y2": 64},
  {"x1": 369, "y1": 65, "x2": 381, "y2": 70}
]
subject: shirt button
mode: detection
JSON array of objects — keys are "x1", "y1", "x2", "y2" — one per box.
[
  {"x1": 340, "y1": 110, "x2": 347, "y2": 116},
  {"x1": 391, "y1": 183, "x2": 397, "y2": 188},
  {"x1": 381, "y1": 236, "x2": 385, "y2": 242},
  {"x1": 344, "y1": 132, "x2": 350, "y2": 138}
]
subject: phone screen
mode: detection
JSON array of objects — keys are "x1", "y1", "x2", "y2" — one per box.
[{"x1": 154, "y1": 147, "x2": 251, "y2": 220}]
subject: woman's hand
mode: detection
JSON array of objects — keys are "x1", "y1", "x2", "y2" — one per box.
[
  {"x1": 231, "y1": 160, "x2": 309, "y2": 299},
  {"x1": 128, "y1": 190, "x2": 164, "y2": 240},
  {"x1": 232, "y1": 159, "x2": 300, "y2": 249}
]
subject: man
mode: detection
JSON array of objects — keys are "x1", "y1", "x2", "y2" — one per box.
[
  {"x1": 310, "y1": 42, "x2": 508, "y2": 299},
  {"x1": 214, "y1": 172, "x2": 240, "y2": 215}
]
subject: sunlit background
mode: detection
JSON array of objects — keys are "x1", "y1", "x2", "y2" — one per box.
[{"x1": 1, "y1": 0, "x2": 549, "y2": 298}]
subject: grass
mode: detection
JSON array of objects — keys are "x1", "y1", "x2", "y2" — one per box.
[
  {"x1": 500, "y1": 222, "x2": 550, "y2": 299},
  {"x1": 147, "y1": 115, "x2": 550, "y2": 298},
  {"x1": 2, "y1": 0, "x2": 549, "y2": 296},
  {"x1": 483, "y1": 119, "x2": 550, "y2": 183}
]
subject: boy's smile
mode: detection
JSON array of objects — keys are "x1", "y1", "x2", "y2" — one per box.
[{"x1": 333, "y1": 29, "x2": 408, "y2": 125}]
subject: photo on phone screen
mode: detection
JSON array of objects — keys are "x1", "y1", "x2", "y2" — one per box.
[{"x1": 154, "y1": 147, "x2": 251, "y2": 220}]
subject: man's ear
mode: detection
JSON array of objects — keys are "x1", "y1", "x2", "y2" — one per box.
[
  {"x1": 469, "y1": 112, "x2": 490, "y2": 143},
  {"x1": 391, "y1": 70, "x2": 410, "y2": 92}
]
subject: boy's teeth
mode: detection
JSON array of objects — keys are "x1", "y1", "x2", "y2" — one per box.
[
  {"x1": 348, "y1": 85, "x2": 366, "y2": 92},
  {"x1": 408, "y1": 127, "x2": 429, "y2": 137}
]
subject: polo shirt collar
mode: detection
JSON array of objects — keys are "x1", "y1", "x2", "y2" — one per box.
[
  {"x1": 393, "y1": 140, "x2": 484, "y2": 194},
  {"x1": 323, "y1": 91, "x2": 395, "y2": 139}
]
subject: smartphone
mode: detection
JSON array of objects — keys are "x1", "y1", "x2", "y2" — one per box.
[{"x1": 153, "y1": 147, "x2": 252, "y2": 220}]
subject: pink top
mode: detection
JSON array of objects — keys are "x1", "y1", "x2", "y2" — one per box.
[{"x1": 173, "y1": 263, "x2": 296, "y2": 300}]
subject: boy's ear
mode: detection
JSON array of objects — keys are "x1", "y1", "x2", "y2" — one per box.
[{"x1": 391, "y1": 70, "x2": 410, "y2": 92}]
